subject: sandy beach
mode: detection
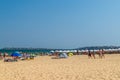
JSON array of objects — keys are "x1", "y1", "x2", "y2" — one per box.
[{"x1": 0, "y1": 54, "x2": 120, "y2": 80}]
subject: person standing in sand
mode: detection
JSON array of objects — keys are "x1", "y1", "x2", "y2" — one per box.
[
  {"x1": 85, "y1": 49, "x2": 88, "y2": 55},
  {"x1": 102, "y1": 49, "x2": 105, "y2": 58},
  {"x1": 98, "y1": 49, "x2": 104, "y2": 59},
  {"x1": 3, "y1": 53, "x2": 7, "y2": 60},
  {"x1": 98, "y1": 49, "x2": 101, "y2": 58},
  {"x1": 88, "y1": 50, "x2": 92, "y2": 59},
  {"x1": 0, "y1": 53, "x2": 2, "y2": 59},
  {"x1": 91, "y1": 50, "x2": 96, "y2": 59}
]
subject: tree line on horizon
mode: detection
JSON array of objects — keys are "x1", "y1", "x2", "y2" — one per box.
[
  {"x1": 0, "y1": 46, "x2": 120, "y2": 50},
  {"x1": 77, "y1": 46, "x2": 120, "y2": 50}
]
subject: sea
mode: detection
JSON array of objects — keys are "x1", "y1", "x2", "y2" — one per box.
[{"x1": 0, "y1": 48, "x2": 52, "y2": 55}]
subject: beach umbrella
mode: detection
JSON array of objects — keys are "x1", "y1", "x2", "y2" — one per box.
[
  {"x1": 55, "y1": 50, "x2": 59, "y2": 52},
  {"x1": 66, "y1": 50, "x2": 70, "y2": 53},
  {"x1": 11, "y1": 51, "x2": 21, "y2": 57},
  {"x1": 59, "y1": 50, "x2": 63, "y2": 53},
  {"x1": 62, "y1": 50, "x2": 66, "y2": 53},
  {"x1": 78, "y1": 50, "x2": 82, "y2": 52},
  {"x1": 50, "y1": 50, "x2": 54, "y2": 53}
]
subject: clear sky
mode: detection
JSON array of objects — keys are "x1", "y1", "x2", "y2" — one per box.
[{"x1": 0, "y1": 0, "x2": 120, "y2": 49}]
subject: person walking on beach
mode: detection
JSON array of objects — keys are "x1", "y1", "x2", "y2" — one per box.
[
  {"x1": 88, "y1": 50, "x2": 92, "y2": 59},
  {"x1": 0, "y1": 53, "x2": 2, "y2": 60},
  {"x1": 91, "y1": 50, "x2": 96, "y2": 59},
  {"x1": 3, "y1": 53, "x2": 6, "y2": 60},
  {"x1": 98, "y1": 49, "x2": 104, "y2": 59},
  {"x1": 85, "y1": 49, "x2": 88, "y2": 55},
  {"x1": 102, "y1": 49, "x2": 105, "y2": 58},
  {"x1": 98, "y1": 49, "x2": 105, "y2": 59}
]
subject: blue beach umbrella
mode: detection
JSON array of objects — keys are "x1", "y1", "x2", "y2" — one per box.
[{"x1": 11, "y1": 51, "x2": 21, "y2": 57}]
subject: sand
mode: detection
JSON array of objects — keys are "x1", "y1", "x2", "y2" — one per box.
[{"x1": 0, "y1": 54, "x2": 120, "y2": 80}]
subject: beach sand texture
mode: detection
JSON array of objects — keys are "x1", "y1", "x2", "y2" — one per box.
[{"x1": 0, "y1": 54, "x2": 120, "y2": 80}]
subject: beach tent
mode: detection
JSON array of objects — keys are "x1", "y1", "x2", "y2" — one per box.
[
  {"x1": 68, "y1": 53, "x2": 73, "y2": 57},
  {"x1": 59, "y1": 53, "x2": 68, "y2": 58},
  {"x1": 11, "y1": 51, "x2": 21, "y2": 57}
]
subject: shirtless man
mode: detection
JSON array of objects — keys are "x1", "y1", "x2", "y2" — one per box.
[
  {"x1": 88, "y1": 50, "x2": 92, "y2": 59},
  {"x1": 91, "y1": 50, "x2": 96, "y2": 59}
]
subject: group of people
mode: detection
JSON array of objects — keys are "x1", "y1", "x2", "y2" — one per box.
[
  {"x1": 0, "y1": 52, "x2": 36, "y2": 62},
  {"x1": 87, "y1": 49, "x2": 105, "y2": 59},
  {"x1": 0, "y1": 53, "x2": 9, "y2": 59},
  {"x1": 21, "y1": 53, "x2": 35, "y2": 60}
]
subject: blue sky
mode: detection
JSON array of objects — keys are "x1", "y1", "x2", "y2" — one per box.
[{"x1": 0, "y1": 0, "x2": 120, "y2": 49}]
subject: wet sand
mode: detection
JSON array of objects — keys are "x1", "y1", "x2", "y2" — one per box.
[{"x1": 0, "y1": 54, "x2": 120, "y2": 80}]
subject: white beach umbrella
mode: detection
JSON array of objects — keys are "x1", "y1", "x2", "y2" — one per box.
[
  {"x1": 59, "y1": 50, "x2": 63, "y2": 53},
  {"x1": 55, "y1": 50, "x2": 59, "y2": 52},
  {"x1": 78, "y1": 50, "x2": 82, "y2": 52},
  {"x1": 81, "y1": 50, "x2": 85, "y2": 52},
  {"x1": 50, "y1": 50, "x2": 54, "y2": 53},
  {"x1": 66, "y1": 50, "x2": 70, "y2": 53}
]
